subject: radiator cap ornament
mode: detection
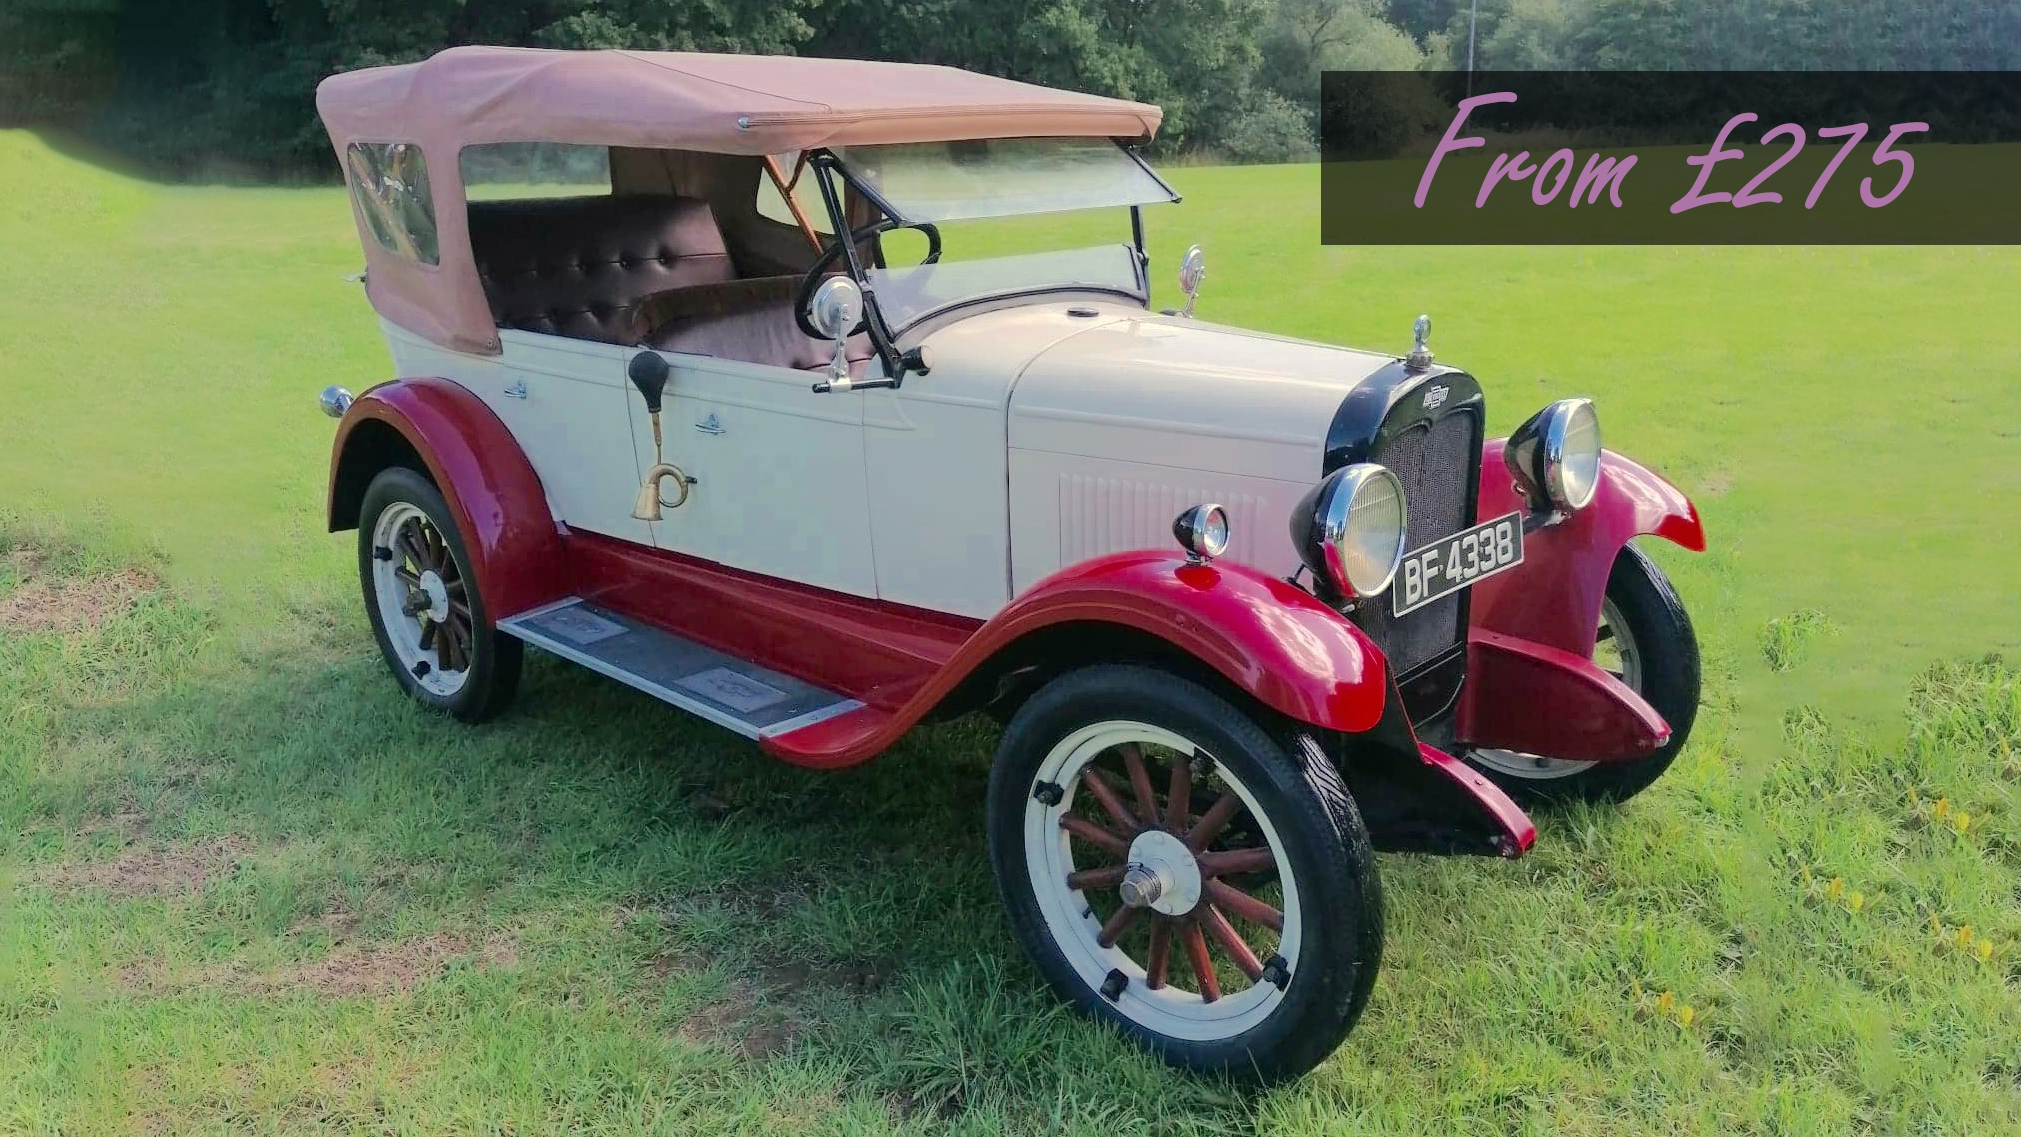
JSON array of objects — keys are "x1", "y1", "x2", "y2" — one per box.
[{"x1": 1405, "y1": 313, "x2": 1434, "y2": 371}]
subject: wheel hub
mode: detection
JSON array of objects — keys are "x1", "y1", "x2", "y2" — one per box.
[
  {"x1": 1123, "y1": 828, "x2": 1202, "y2": 917},
  {"x1": 417, "y1": 570, "x2": 451, "y2": 622}
]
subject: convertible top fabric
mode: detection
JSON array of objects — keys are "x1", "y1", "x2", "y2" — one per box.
[
  {"x1": 318, "y1": 47, "x2": 1162, "y2": 355},
  {"x1": 316, "y1": 47, "x2": 1163, "y2": 155}
]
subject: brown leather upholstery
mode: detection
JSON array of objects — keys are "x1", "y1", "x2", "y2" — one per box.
[
  {"x1": 638, "y1": 276, "x2": 875, "y2": 373},
  {"x1": 468, "y1": 194, "x2": 735, "y2": 344}
]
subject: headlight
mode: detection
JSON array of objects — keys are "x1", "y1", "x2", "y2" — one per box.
[
  {"x1": 1506, "y1": 397, "x2": 1601, "y2": 512},
  {"x1": 1290, "y1": 463, "x2": 1408, "y2": 599}
]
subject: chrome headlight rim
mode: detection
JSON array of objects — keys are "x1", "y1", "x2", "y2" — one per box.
[
  {"x1": 1509, "y1": 397, "x2": 1602, "y2": 513},
  {"x1": 1297, "y1": 462, "x2": 1409, "y2": 600}
]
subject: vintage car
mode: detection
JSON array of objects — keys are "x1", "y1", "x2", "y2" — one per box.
[{"x1": 315, "y1": 47, "x2": 1703, "y2": 1081}]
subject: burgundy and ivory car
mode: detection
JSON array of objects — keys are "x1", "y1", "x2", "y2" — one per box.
[{"x1": 315, "y1": 47, "x2": 1703, "y2": 1081}]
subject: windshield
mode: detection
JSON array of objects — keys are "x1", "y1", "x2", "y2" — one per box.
[
  {"x1": 834, "y1": 138, "x2": 1177, "y2": 223},
  {"x1": 867, "y1": 243, "x2": 1147, "y2": 331}
]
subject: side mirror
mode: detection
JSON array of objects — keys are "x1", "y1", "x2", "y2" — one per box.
[
  {"x1": 807, "y1": 277, "x2": 863, "y2": 342},
  {"x1": 806, "y1": 277, "x2": 864, "y2": 390},
  {"x1": 1177, "y1": 245, "x2": 1205, "y2": 318},
  {"x1": 627, "y1": 350, "x2": 670, "y2": 414}
]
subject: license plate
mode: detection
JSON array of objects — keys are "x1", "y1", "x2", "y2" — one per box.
[{"x1": 1392, "y1": 512, "x2": 1525, "y2": 617}]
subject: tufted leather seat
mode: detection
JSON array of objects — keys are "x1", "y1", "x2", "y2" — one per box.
[{"x1": 468, "y1": 194, "x2": 737, "y2": 344}]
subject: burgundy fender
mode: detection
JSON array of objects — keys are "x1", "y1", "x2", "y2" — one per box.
[
  {"x1": 1455, "y1": 629, "x2": 1669, "y2": 761},
  {"x1": 764, "y1": 550, "x2": 1389, "y2": 768},
  {"x1": 1469, "y1": 442, "x2": 1704, "y2": 658},
  {"x1": 327, "y1": 378, "x2": 568, "y2": 621}
]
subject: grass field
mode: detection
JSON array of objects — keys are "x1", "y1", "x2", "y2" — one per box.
[{"x1": 2, "y1": 127, "x2": 2018, "y2": 1134}]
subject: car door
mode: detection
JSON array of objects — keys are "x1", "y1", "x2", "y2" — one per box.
[{"x1": 634, "y1": 349, "x2": 877, "y2": 598}]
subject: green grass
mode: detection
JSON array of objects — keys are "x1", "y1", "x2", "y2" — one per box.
[{"x1": 1, "y1": 128, "x2": 2017, "y2": 1134}]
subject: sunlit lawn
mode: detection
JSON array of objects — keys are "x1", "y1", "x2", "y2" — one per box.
[{"x1": 1, "y1": 129, "x2": 2016, "y2": 1134}]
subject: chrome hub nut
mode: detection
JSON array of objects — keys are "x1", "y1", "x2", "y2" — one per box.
[{"x1": 1119, "y1": 864, "x2": 1163, "y2": 908}]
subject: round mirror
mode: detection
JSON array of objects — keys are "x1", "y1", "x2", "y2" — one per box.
[
  {"x1": 807, "y1": 277, "x2": 864, "y2": 341},
  {"x1": 1178, "y1": 245, "x2": 1206, "y2": 295}
]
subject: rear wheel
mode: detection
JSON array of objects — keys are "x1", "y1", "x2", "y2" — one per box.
[
  {"x1": 358, "y1": 467, "x2": 521, "y2": 722},
  {"x1": 1464, "y1": 543, "x2": 1698, "y2": 804},
  {"x1": 987, "y1": 665, "x2": 1382, "y2": 1083}
]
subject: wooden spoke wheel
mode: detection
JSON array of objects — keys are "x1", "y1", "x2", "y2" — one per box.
[
  {"x1": 371, "y1": 500, "x2": 476, "y2": 695},
  {"x1": 1038, "y1": 726, "x2": 1296, "y2": 1026},
  {"x1": 357, "y1": 467, "x2": 521, "y2": 722},
  {"x1": 988, "y1": 665, "x2": 1383, "y2": 1083}
]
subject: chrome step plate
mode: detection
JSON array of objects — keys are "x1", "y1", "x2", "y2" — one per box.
[{"x1": 499, "y1": 597, "x2": 862, "y2": 739}]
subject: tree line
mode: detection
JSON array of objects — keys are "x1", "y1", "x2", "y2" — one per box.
[{"x1": 1, "y1": 0, "x2": 2012, "y2": 178}]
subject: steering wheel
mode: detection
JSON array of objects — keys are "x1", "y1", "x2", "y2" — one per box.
[{"x1": 794, "y1": 219, "x2": 942, "y2": 340}]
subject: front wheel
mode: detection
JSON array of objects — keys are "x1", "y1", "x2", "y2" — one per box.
[
  {"x1": 357, "y1": 467, "x2": 522, "y2": 723},
  {"x1": 1464, "y1": 543, "x2": 1699, "y2": 805},
  {"x1": 986, "y1": 665, "x2": 1383, "y2": 1083}
]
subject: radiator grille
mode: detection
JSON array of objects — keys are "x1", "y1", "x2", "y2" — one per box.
[{"x1": 1353, "y1": 410, "x2": 1478, "y2": 676}]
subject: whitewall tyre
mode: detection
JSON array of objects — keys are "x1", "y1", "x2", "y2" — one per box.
[
  {"x1": 357, "y1": 467, "x2": 522, "y2": 723},
  {"x1": 986, "y1": 665, "x2": 1383, "y2": 1083},
  {"x1": 1464, "y1": 543, "x2": 1700, "y2": 804}
]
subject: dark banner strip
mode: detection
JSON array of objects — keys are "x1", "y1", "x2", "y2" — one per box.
[{"x1": 1321, "y1": 72, "x2": 2021, "y2": 244}]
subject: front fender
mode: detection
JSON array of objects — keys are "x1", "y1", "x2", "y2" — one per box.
[
  {"x1": 987, "y1": 551, "x2": 1391, "y2": 734},
  {"x1": 762, "y1": 549, "x2": 1389, "y2": 768},
  {"x1": 327, "y1": 378, "x2": 568, "y2": 621},
  {"x1": 1470, "y1": 443, "x2": 1704, "y2": 657}
]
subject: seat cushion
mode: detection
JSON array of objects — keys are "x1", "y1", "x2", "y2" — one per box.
[
  {"x1": 468, "y1": 194, "x2": 737, "y2": 344},
  {"x1": 639, "y1": 276, "x2": 874, "y2": 372}
]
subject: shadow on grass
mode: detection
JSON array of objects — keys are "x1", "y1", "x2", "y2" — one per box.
[{"x1": 1, "y1": 538, "x2": 1252, "y2": 1130}]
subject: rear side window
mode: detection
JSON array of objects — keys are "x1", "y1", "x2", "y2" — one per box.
[
  {"x1": 460, "y1": 142, "x2": 611, "y2": 200},
  {"x1": 345, "y1": 142, "x2": 438, "y2": 265}
]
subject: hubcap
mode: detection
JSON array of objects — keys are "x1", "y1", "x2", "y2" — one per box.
[
  {"x1": 1123, "y1": 829, "x2": 1203, "y2": 916},
  {"x1": 1024, "y1": 721, "x2": 1300, "y2": 1042},
  {"x1": 370, "y1": 502, "x2": 474, "y2": 698},
  {"x1": 1470, "y1": 595, "x2": 1641, "y2": 779}
]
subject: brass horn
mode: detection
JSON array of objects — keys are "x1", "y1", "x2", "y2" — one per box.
[{"x1": 627, "y1": 352, "x2": 693, "y2": 522}]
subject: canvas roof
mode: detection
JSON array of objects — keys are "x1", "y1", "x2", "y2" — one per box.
[
  {"x1": 317, "y1": 47, "x2": 1163, "y2": 356},
  {"x1": 316, "y1": 46, "x2": 1163, "y2": 155}
]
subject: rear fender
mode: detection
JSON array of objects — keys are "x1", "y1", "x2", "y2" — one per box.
[
  {"x1": 327, "y1": 378, "x2": 568, "y2": 620},
  {"x1": 1470, "y1": 443, "x2": 1704, "y2": 657}
]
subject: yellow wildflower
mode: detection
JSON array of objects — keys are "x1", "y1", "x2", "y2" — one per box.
[
  {"x1": 1827, "y1": 876, "x2": 1844, "y2": 900},
  {"x1": 1933, "y1": 798, "x2": 1951, "y2": 821},
  {"x1": 1655, "y1": 990, "x2": 1674, "y2": 1015},
  {"x1": 1848, "y1": 892, "x2": 1866, "y2": 913},
  {"x1": 1958, "y1": 924, "x2": 1973, "y2": 948},
  {"x1": 1678, "y1": 1005, "x2": 1696, "y2": 1026},
  {"x1": 1954, "y1": 813, "x2": 1971, "y2": 834},
  {"x1": 1976, "y1": 938, "x2": 1996, "y2": 962}
]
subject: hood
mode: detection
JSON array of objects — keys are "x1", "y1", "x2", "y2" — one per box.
[{"x1": 1006, "y1": 312, "x2": 1397, "y2": 484}]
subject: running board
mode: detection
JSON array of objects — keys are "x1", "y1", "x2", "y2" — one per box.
[{"x1": 499, "y1": 597, "x2": 864, "y2": 740}]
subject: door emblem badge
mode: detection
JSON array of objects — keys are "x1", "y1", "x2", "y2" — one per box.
[
  {"x1": 695, "y1": 413, "x2": 725, "y2": 435},
  {"x1": 1423, "y1": 385, "x2": 1449, "y2": 411}
]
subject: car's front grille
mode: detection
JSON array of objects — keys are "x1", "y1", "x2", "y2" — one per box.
[{"x1": 1353, "y1": 408, "x2": 1479, "y2": 679}]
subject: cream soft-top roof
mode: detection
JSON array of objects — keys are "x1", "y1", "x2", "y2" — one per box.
[{"x1": 315, "y1": 46, "x2": 1163, "y2": 155}]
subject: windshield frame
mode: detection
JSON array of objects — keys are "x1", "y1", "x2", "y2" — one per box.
[
  {"x1": 829, "y1": 138, "x2": 1180, "y2": 225},
  {"x1": 804, "y1": 142, "x2": 1173, "y2": 387}
]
